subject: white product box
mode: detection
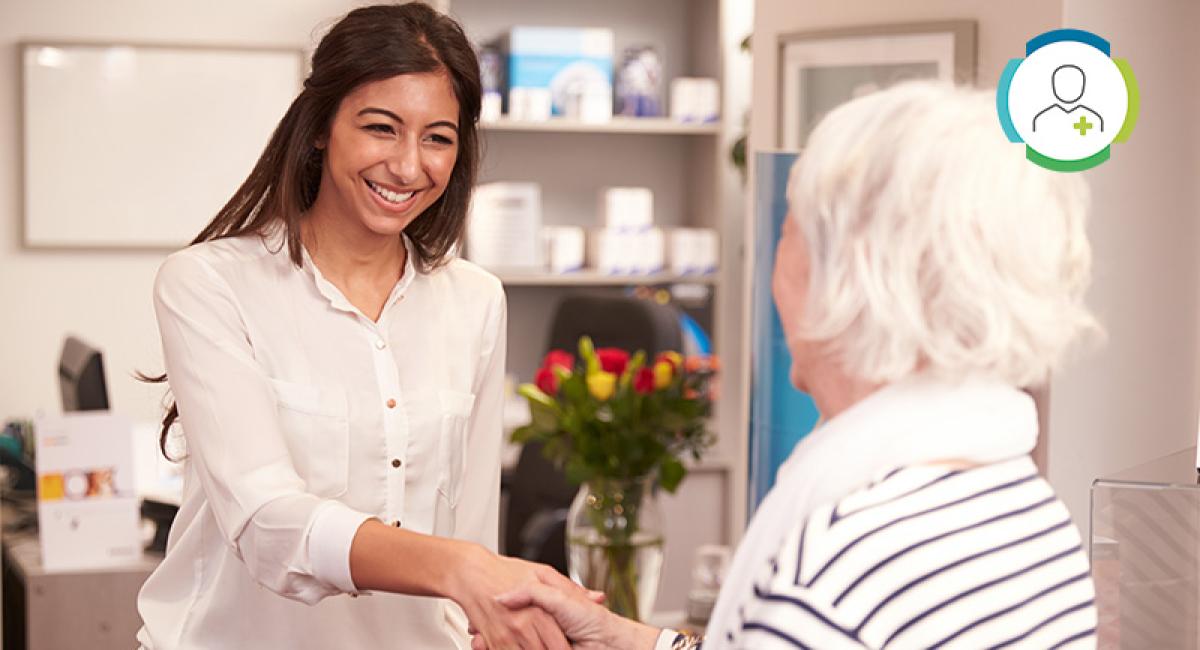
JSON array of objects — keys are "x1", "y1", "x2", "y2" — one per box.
[
  {"x1": 588, "y1": 227, "x2": 664, "y2": 275},
  {"x1": 468, "y1": 182, "x2": 543, "y2": 269},
  {"x1": 480, "y1": 91, "x2": 503, "y2": 122},
  {"x1": 633, "y1": 227, "x2": 665, "y2": 275},
  {"x1": 667, "y1": 228, "x2": 720, "y2": 275},
  {"x1": 35, "y1": 412, "x2": 143, "y2": 572},
  {"x1": 561, "y1": 80, "x2": 613, "y2": 123},
  {"x1": 667, "y1": 228, "x2": 694, "y2": 274},
  {"x1": 599, "y1": 186, "x2": 654, "y2": 231},
  {"x1": 696, "y1": 228, "x2": 719, "y2": 273},
  {"x1": 588, "y1": 228, "x2": 626, "y2": 275},
  {"x1": 508, "y1": 87, "x2": 553, "y2": 121},
  {"x1": 542, "y1": 226, "x2": 586, "y2": 273},
  {"x1": 669, "y1": 77, "x2": 720, "y2": 123}
]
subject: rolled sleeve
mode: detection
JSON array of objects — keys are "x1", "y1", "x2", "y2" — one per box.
[
  {"x1": 308, "y1": 501, "x2": 376, "y2": 593},
  {"x1": 153, "y1": 252, "x2": 364, "y2": 603}
]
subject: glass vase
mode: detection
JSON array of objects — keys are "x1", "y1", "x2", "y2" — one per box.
[{"x1": 566, "y1": 477, "x2": 665, "y2": 622}]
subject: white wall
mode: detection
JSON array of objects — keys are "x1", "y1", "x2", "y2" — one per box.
[
  {"x1": 1048, "y1": 0, "x2": 1200, "y2": 533},
  {"x1": 0, "y1": 1, "x2": 357, "y2": 423}
]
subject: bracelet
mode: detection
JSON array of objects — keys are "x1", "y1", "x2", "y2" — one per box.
[{"x1": 670, "y1": 631, "x2": 703, "y2": 650}]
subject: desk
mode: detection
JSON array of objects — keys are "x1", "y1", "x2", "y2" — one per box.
[{"x1": 2, "y1": 530, "x2": 161, "y2": 650}]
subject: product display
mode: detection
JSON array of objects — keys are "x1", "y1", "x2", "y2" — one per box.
[
  {"x1": 508, "y1": 87, "x2": 553, "y2": 121},
  {"x1": 599, "y1": 186, "x2": 654, "y2": 231},
  {"x1": 504, "y1": 26, "x2": 614, "y2": 120},
  {"x1": 478, "y1": 45, "x2": 504, "y2": 122},
  {"x1": 670, "y1": 77, "x2": 720, "y2": 123},
  {"x1": 542, "y1": 226, "x2": 586, "y2": 274},
  {"x1": 616, "y1": 46, "x2": 663, "y2": 117},
  {"x1": 667, "y1": 228, "x2": 719, "y2": 275},
  {"x1": 467, "y1": 182, "x2": 543, "y2": 269}
]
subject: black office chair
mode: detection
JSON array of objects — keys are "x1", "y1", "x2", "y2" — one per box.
[{"x1": 504, "y1": 293, "x2": 683, "y2": 574}]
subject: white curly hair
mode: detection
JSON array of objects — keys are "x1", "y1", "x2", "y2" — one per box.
[{"x1": 786, "y1": 81, "x2": 1100, "y2": 387}]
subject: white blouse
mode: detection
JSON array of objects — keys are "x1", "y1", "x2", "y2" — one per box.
[{"x1": 137, "y1": 229, "x2": 506, "y2": 649}]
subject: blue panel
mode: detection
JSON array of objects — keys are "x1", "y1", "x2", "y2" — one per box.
[{"x1": 747, "y1": 151, "x2": 822, "y2": 515}]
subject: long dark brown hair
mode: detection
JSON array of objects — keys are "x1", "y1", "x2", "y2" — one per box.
[{"x1": 143, "y1": 2, "x2": 482, "y2": 457}]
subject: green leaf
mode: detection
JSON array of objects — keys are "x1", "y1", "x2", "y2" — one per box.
[
  {"x1": 578, "y1": 336, "x2": 599, "y2": 375},
  {"x1": 659, "y1": 457, "x2": 686, "y2": 493},
  {"x1": 564, "y1": 456, "x2": 591, "y2": 485},
  {"x1": 529, "y1": 401, "x2": 560, "y2": 432},
  {"x1": 510, "y1": 424, "x2": 539, "y2": 444},
  {"x1": 562, "y1": 372, "x2": 587, "y2": 403}
]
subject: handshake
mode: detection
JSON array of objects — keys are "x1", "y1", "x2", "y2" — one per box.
[{"x1": 454, "y1": 546, "x2": 663, "y2": 650}]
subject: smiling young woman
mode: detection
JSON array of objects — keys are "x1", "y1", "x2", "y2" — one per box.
[{"x1": 136, "y1": 5, "x2": 583, "y2": 650}]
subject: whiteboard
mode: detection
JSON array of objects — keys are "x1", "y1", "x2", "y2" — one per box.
[{"x1": 22, "y1": 44, "x2": 303, "y2": 248}]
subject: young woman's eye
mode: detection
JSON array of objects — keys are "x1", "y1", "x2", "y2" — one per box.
[
  {"x1": 365, "y1": 124, "x2": 395, "y2": 135},
  {"x1": 427, "y1": 134, "x2": 455, "y2": 145}
]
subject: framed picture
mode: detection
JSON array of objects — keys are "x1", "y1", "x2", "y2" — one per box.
[{"x1": 778, "y1": 21, "x2": 976, "y2": 148}]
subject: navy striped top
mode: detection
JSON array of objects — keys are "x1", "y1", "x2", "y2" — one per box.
[{"x1": 732, "y1": 457, "x2": 1097, "y2": 649}]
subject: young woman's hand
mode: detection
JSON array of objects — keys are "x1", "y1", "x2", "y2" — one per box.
[
  {"x1": 472, "y1": 579, "x2": 662, "y2": 650},
  {"x1": 448, "y1": 544, "x2": 595, "y2": 650}
]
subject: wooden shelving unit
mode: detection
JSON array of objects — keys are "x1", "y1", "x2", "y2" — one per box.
[
  {"x1": 448, "y1": 0, "x2": 751, "y2": 613},
  {"x1": 495, "y1": 270, "x2": 717, "y2": 287},
  {"x1": 481, "y1": 116, "x2": 721, "y2": 135}
]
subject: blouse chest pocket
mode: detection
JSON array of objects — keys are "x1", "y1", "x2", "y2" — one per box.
[
  {"x1": 436, "y1": 390, "x2": 476, "y2": 510},
  {"x1": 267, "y1": 378, "x2": 350, "y2": 498}
]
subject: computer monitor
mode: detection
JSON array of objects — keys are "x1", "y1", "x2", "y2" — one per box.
[{"x1": 59, "y1": 336, "x2": 110, "y2": 412}]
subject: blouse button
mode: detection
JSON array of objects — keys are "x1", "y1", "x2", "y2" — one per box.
[
  {"x1": 393, "y1": 520, "x2": 402, "y2": 528},
  {"x1": 391, "y1": 458, "x2": 402, "y2": 468},
  {"x1": 386, "y1": 398, "x2": 397, "y2": 409},
  {"x1": 375, "y1": 339, "x2": 387, "y2": 350}
]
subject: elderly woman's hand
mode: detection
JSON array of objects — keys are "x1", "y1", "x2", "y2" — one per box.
[
  {"x1": 470, "y1": 581, "x2": 662, "y2": 650},
  {"x1": 448, "y1": 547, "x2": 594, "y2": 650}
]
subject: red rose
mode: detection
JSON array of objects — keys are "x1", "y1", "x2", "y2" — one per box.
[
  {"x1": 633, "y1": 367, "x2": 655, "y2": 394},
  {"x1": 534, "y1": 367, "x2": 559, "y2": 395},
  {"x1": 543, "y1": 349, "x2": 575, "y2": 372},
  {"x1": 596, "y1": 348, "x2": 630, "y2": 375}
]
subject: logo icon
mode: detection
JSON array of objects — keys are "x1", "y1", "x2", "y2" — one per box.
[{"x1": 998, "y1": 29, "x2": 1139, "y2": 172}]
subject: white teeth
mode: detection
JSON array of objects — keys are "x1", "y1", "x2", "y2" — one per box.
[{"x1": 367, "y1": 180, "x2": 415, "y2": 204}]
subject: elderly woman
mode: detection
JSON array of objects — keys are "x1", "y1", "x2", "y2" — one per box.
[{"x1": 485, "y1": 82, "x2": 1100, "y2": 649}]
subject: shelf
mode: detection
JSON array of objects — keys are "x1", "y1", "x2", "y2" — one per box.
[
  {"x1": 481, "y1": 116, "x2": 721, "y2": 135},
  {"x1": 495, "y1": 270, "x2": 717, "y2": 287}
]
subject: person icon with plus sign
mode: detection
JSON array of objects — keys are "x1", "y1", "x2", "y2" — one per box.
[{"x1": 1033, "y1": 64, "x2": 1104, "y2": 136}]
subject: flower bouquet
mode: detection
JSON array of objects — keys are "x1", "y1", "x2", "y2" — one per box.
[{"x1": 512, "y1": 336, "x2": 717, "y2": 620}]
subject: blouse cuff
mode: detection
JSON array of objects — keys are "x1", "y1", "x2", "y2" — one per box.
[{"x1": 308, "y1": 501, "x2": 375, "y2": 593}]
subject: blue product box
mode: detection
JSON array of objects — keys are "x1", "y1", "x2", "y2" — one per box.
[{"x1": 506, "y1": 26, "x2": 614, "y2": 116}]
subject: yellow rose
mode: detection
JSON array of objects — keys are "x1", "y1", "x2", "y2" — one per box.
[
  {"x1": 586, "y1": 371, "x2": 617, "y2": 401},
  {"x1": 653, "y1": 360, "x2": 674, "y2": 389}
]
